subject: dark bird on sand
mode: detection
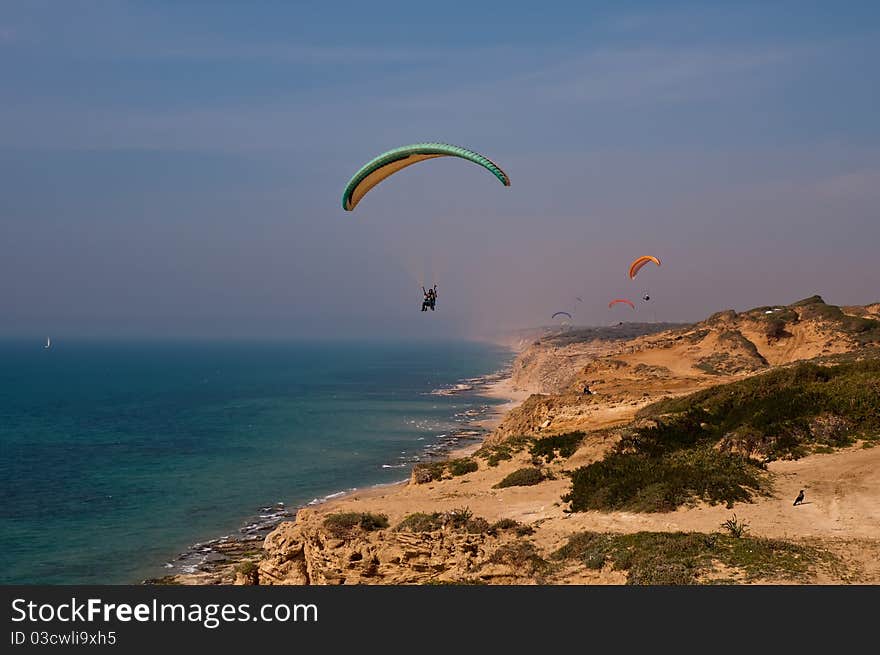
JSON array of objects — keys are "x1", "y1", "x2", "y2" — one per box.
[{"x1": 793, "y1": 490, "x2": 805, "y2": 506}]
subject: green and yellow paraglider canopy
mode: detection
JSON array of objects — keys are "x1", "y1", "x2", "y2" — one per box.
[{"x1": 342, "y1": 143, "x2": 510, "y2": 211}]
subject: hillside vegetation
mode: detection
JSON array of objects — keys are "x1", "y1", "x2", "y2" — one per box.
[{"x1": 565, "y1": 360, "x2": 880, "y2": 513}]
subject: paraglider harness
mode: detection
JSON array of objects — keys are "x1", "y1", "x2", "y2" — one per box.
[{"x1": 421, "y1": 285, "x2": 437, "y2": 312}]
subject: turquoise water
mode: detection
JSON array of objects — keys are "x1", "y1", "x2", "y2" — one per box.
[{"x1": 0, "y1": 340, "x2": 510, "y2": 584}]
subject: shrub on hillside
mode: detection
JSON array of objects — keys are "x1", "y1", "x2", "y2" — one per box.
[
  {"x1": 494, "y1": 467, "x2": 545, "y2": 489},
  {"x1": 412, "y1": 457, "x2": 478, "y2": 483},
  {"x1": 530, "y1": 432, "x2": 585, "y2": 462},
  {"x1": 552, "y1": 530, "x2": 829, "y2": 585},
  {"x1": 323, "y1": 512, "x2": 389, "y2": 538}
]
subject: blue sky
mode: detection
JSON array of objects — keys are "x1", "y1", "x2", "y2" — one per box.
[{"x1": 2, "y1": 1, "x2": 878, "y2": 338}]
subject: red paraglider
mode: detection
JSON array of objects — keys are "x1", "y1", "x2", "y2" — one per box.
[{"x1": 608, "y1": 298, "x2": 635, "y2": 310}]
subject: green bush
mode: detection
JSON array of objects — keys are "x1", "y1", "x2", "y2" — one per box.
[
  {"x1": 322, "y1": 512, "x2": 389, "y2": 538},
  {"x1": 395, "y1": 508, "x2": 489, "y2": 534},
  {"x1": 720, "y1": 514, "x2": 749, "y2": 538},
  {"x1": 411, "y1": 462, "x2": 446, "y2": 484},
  {"x1": 448, "y1": 458, "x2": 479, "y2": 476},
  {"x1": 637, "y1": 360, "x2": 880, "y2": 458},
  {"x1": 395, "y1": 512, "x2": 444, "y2": 532},
  {"x1": 490, "y1": 518, "x2": 520, "y2": 531},
  {"x1": 565, "y1": 445, "x2": 765, "y2": 513},
  {"x1": 553, "y1": 530, "x2": 830, "y2": 585},
  {"x1": 531, "y1": 432, "x2": 586, "y2": 462},
  {"x1": 765, "y1": 318, "x2": 791, "y2": 341},
  {"x1": 475, "y1": 436, "x2": 533, "y2": 467},
  {"x1": 412, "y1": 457, "x2": 478, "y2": 483},
  {"x1": 235, "y1": 561, "x2": 259, "y2": 584},
  {"x1": 494, "y1": 467, "x2": 545, "y2": 489},
  {"x1": 488, "y1": 518, "x2": 535, "y2": 536}
]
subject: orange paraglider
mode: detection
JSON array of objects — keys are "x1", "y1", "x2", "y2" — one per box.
[
  {"x1": 608, "y1": 298, "x2": 635, "y2": 310},
  {"x1": 628, "y1": 255, "x2": 661, "y2": 280}
]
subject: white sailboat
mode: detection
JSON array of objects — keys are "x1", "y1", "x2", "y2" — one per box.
[{"x1": 44, "y1": 337, "x2": 51, "y2": 349}]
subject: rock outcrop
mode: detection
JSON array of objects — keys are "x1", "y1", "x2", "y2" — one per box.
[{"x1": 257, "y1": 509, "x2": 542, "y2": 585}]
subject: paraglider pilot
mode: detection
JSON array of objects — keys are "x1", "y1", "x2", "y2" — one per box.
[{"x1": 421, "y1": 285, "x2": 437, "y2": 312}]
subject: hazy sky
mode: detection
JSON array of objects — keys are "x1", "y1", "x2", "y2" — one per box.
[{"x1": 2, "y1": 1, "x2": 878, "y2": 339}]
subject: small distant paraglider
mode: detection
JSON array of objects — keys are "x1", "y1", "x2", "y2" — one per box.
[
  {"x1": 608, "y1": 298, "x2": 635, "y2": 310},
  {"x1": 552, "y1": 311, "x2": 573, "y2": 330},
  {"x1": 44, "y1": 337, "x2": 52, "y2": 349}
]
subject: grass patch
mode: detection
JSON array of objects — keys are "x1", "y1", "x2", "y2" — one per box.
[
  {"x1": 412, "y1": 457, "x2": 478, "y2": 483},
  {"x1": 553, "y1": 530, "x2": 832, "y2": 584},
  {"x1": 395, "y1": 512, "x2": 444, "y2": 532},
  {"x1": 494, "y1": 467, "x2": 546, "y2": 489},
  {"x1": 395, "y1": 507, "x2": 489, "y2": 534},
  {"x1": 475, "y1": 436, "x2": 533, "y2": 467},
  {"x1": 489, "y1": 518, "x2": 535, "y2": 537},
  {"x1": 639, "y1": 360, "x2": 880, "y2": 460},
  {"x1": 322, "y1": 512, "x2": 389, "y2": 538},
  {"x1": 488, "y1": 541, "x2": 550, "y2": 575},
  {"x1": 531, "y1": 432, "x2": 586, "y2": 462}
]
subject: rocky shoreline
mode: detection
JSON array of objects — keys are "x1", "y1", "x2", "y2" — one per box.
[{"x1": 144, "y1": 367, "x2": 516, "y2": 585}]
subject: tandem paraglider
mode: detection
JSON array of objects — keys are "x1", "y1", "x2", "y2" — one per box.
[
  {"x1": 421, "y1": 285, "x2": 437, "y2": 312},
  {"x1": 342, "y1": 143, "x2": 510, "y2": 313}
]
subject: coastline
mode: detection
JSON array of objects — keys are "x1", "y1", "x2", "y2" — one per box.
[
  {"x1": 148, "y1": 304, "x2": 880, "y2": 585},
  {"x1": 147, "y1": 353, "x2": 523, "y2": 585}
]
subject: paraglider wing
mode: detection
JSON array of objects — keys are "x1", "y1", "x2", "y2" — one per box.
[
  {"x1": 551, "y1": 311, "x2": 573, "y2": 320},
  {"x1": 608, "y1": 298, "x2": 635, "y2": 310},
  {"x1": 342, "y1": 143, "x2": 510, "y2": 211},
  {"x1": 628, "y1": 255, "x2": 661, "y2": 280}
]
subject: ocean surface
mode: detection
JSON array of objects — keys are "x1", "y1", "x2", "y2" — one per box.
[{"x1": 0, "y1": 340, "x2": 511, "y2": 584}]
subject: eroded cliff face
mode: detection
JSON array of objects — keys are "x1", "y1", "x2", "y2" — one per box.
[
  {"x1": 257, "y1": 509, "x2": 543, "y2": 585},
  {"x1": 489, "y1": 297, "x2": 880, "y2": 443}
]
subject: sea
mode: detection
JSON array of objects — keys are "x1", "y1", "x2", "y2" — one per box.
[{"x1": 0, "y1": 339, "x2": 512, "y2": 584}]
